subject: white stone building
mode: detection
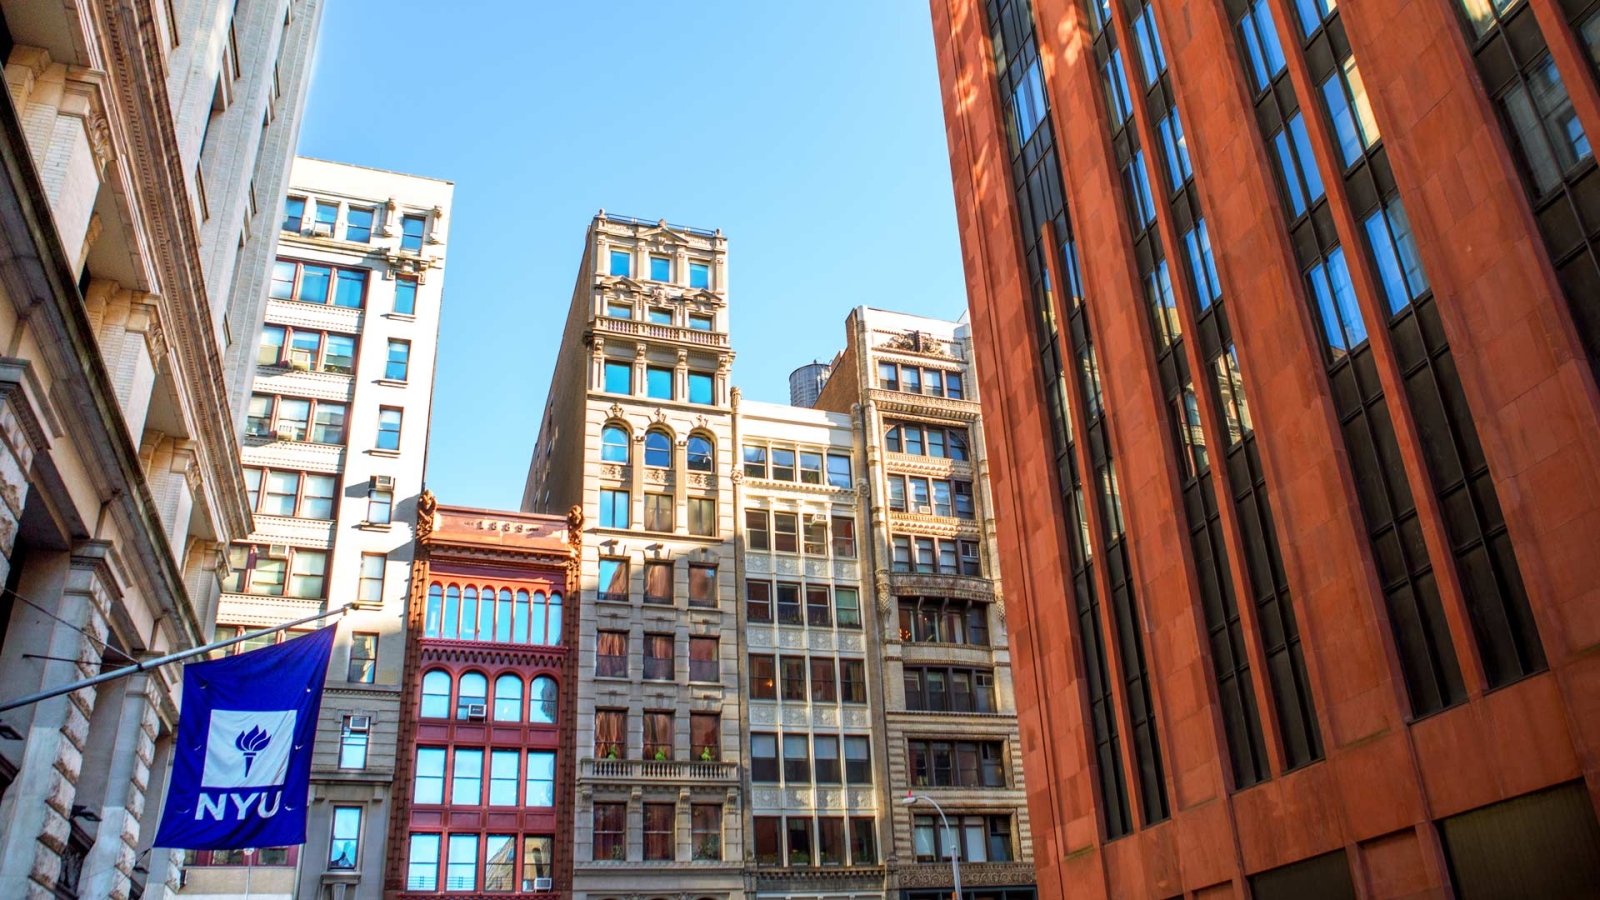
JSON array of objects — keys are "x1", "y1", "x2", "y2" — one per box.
[
  {"x1": 732, "y1": 397, "x2": 885, "y2": 900},
  {"x1": 184, "y1": 157, "x2": 451, "y2": 900},
  {"x1": 523, "y1": 213, "x2": 745, "y2": 900},
  {"x1": 0, "y1": 1, "x2": 323, "y2": 898}
]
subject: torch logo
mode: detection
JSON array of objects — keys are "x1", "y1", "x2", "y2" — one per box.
[{"x1": 201, "y1": 710, "x2": 296, "y2": 788}]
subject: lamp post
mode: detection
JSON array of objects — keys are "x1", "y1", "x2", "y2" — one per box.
[{"x1": 903, "y1": 792, "x2": 961, "y2": 900}]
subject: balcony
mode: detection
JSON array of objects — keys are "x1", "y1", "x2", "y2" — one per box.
[
  {"x1": 592, "y1": 315, "x2": 729, "y2": 348},
  {"x1": 579, "y1": 757, "x2": 739, "y2": 784}
]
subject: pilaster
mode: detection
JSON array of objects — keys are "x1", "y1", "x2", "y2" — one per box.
[{"x1": 78, "y1": 673, "x2": 165, "y2": 900}]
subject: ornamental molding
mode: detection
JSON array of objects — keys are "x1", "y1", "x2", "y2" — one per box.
[
  {"x1": 419, "y1": 641, "x2": 567, "y2": 668},
  {"x1": 869, "y1": 389, "x2": 981, "y2": 423},
  {"x1": 382, "y1": 250, "x2": 438, "y2": 283},
  {"x1": 877, "y1": 329, "x2": 961, "y2": 361}
]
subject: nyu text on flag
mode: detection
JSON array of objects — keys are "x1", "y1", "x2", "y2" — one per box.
[{"x1": 153, "y1": 624, "x2": 336, "y2": 849}]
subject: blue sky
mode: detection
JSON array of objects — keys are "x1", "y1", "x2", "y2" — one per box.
[{"x1": 296, "y1": 0, "x2": 967, "y2": 510}]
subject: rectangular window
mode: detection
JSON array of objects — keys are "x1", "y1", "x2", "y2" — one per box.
[
  {"x1": 776, "y1": 583, "x2": 802, "y2": 625},
  {"x1": 688, "y1": 564, "x2": 716, "y2": 608},
  {"x1": 903, "y1": 367, "x2": 922, "y2": 395},
  {"x1": 593, "y1": 802, "x2": 626, "y2": 861},
  {"x1": 599, "y1": 490, "x2": 630, "y2": 529},
  {"x1": 385, "y1": 340, "x2": 410, "y2": 380},
  {"x1": 743, "y1": 445, "x2": 768, "y2": 478},
  {"x1": 835, "y1": 588, "x2": 861, "y2": 629},
  {"x1": 521, "y1": 836, "x2": 553, "y2": 891},
  {"x1": 366, "y1": 489, "x2": 393, "y2": 525},
  {"x1": 288, "y1": 549, "x2": 327, "y2": 598},
  {"x1": 783, "y1": 734, "x2": 811, "y2": 783},
  {"x1": 803, "y1": 516, "x2": 828, "y2": 556},
  {"x1": 1184, "y1": 220, "x2": 1222, "y2": 307},
  {"x1": 392, "y1": 277, "x2": 417, "y2": 315},
  {"x1": 688, "y1": 371, "x2": 713, "y2": 404},
  {"x1": 333, "y1": 269, "x2": 365, "y2": 308},
  {"x1": 643, "y1": 492, "x2": 672, "y2": 532},
  {"x1": 1011, "y1": 59, "x2": 1048, "y2": 144},
  {"x1": 831, "y1": 516, "x2": 856, "y2": 557},
  {"x1": 644, "y1": 560, "x2": 673, "y2": 604},
  {"x1": 753, "y1": 817, "x2": 782, "y2": 866},
  {"x1": 338, "y1": 717, "x2": 368, "y2": 768},
  {"x1": 484, "y1": 835, "x2": 515, "y2": 892},
  {"x1": 283, "y1": 197, "x2": 305, "y2": 232},
  {"x1": 810, "y1": 657, "x2": 837, "y2": 702},
  {"x1": 689, "y1": 636, "x2": 719, "y2": 682},
  {"x1": 348, "y1": 630, "x2": 378, "y2": 682},
  {"x1": 813, "y1": 736, "x2": 841, "y2": 783},
  {"x1": 750, "y1": 655, "x2": 777, "y2": 700},
  {"x1": 817, "y1": 817, "x2": 846, "y2": 866},
  {"x1": 451, "y1": 748, "x2": 483, "y2": 805},
  {"x1": 644, "y1": 803, "x2": 675, "y2": 860},
  {"x1": 892, "y1": 536, "x2": 912, "y2": 572},
  {"x1": 644, "y1": 633, "x2": 675, "y2": 681},
  {"x1": 1293, "y1": 0, "x2": 1336, "y2": 37},
  {"x1": 323, "y1": 334, "x2": 355, "y2": 373},
  {"x1": 596, "y1": 631, "x2": 628, "y2": 679},
  {"x1": 751, "y1": 733, "x2": 779, "y2": 781},
  {"x1": 888, "y1": 475, "x2": 907, "y2": 511},
  {"x1": 401, "y1": 214, "x2": 426, "y2": 252},
  {"x1": 826, "y1": 453, "x2": 852, "y2": 488},
  {"x1": 329, "y1": 806, "x2": 361, "y2": 869},
  {"x1": 747, "y1": 580, "x2": 773, "y2": 622},
  {"x1": 643, "y1": 710, "x2": 673, "y2": 759},
  {"x1": 798, "y1": 451, "x2": 823, "y2": 485},
  {"x1": 692, "y1": 804, "x2": 722, "y2": 860},
  {"x1": 688, "y1": 498, "x2": 716, "y2": 536},
  {"x1": 407, "y1": 834, "x2": 440, "y2": 891},
  {"x1": 878, "y1": 362, "x2": 899, "y2": 391},
  {"x1": 595, "y1": 709, "x2": 625, "y2": 759},
  {"x1": 1322, "y1": 57, "x2": 1380, "y2": 167},
  {"x1": 311, "y1": 402, "x2": 346, "y2": 444},
  {"x1": 345, "y1": 207, "x2": 374, "y2": 243},
  {"x1": 258, "y1": 325, "x2": 285, "y2": 366},
  {"x1": 315, "y1": 201, "x2": 338, "y2": 231},
  {"x1": 606, "y1": 300, "x2": 633, "y2": 319},
  {"x1": 1363, "y1": 198, "x2": 1429, "y2": 313},
  {"x1": 839, "y1": 659, "x2": 866, "y2": 703},
  {"x1": 688, "y1": 313, "x2": 713, "y2": 331},
  {"x1": 691, "y1": 712, "x2": 720, "y2": 761},
  {"x1": 771, "y1": 448, "x2": 796, "y2": 481},
  {"x1": 780, "y1": 656, "x2": 807, "y2": 701},
  {"x1": 525, "y1": 750, "x2": 555, "y2": 806},
  {"x1": 689, "y1": 261, "x2": 711, "y2": 289},
  {"x1": 1158, "y1": 109, "x2": 1192, "y2": 186},
  {"x1": 376, "y1": 407, "x2": 403, "y2": 451},
  {"x1": 1240, "y1": 0, "x2": 1288, "y2": 91},
  {"x1": 773, "y1": 513, "x2": 798, "y2": 553},
  {"x1": 489, "y1": 749, "x2": 519, "y2": 806},
  {"x1": 609, "y1": 249, "x2": 631, "y2": 276},
  {"x1": 414, "y1": 747, "x2": 445, "y2": 804},
  {"x1": 598, "y1": 557, "x2": 629, "y2": 602},
  {"x1": 844, "y1": 735, "x2": 871, "y2": 784},
  {"x1": 850, "y1": 817, "x2": 877, "y2": 864},
  {"x1": 604, "y1": 360, "x2": 632, "y2": 394},
  {"x1": 646, "y1": 365, "x2": 673, "y2": 399},
  {"x1": 1308, "y1": 245, "x2": 1368, "y2": 359},
  {"x1": 647, "y1": 307, "x2": 672, "y2": 325},
  {"x1": 650, "y1": 255, "x2": 672, "y2": 282},
  {"x1": 787, "y1": 817, "x2": 814, "y2": 866}
]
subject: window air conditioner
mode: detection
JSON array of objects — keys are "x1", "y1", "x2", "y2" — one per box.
[
  {"x1": 286, "y1": 349, "x2": 313, "y2": 371},
  {"x1": 805, "y1": 514, "x2": 827, "y2": 525},
  {"x1": 267, "y1": 543, "x2": 290, "y2": 559},
  {"x1": 465, "y1": 703, "x2": 487, "y2": 721},
  {"x1": 534, "y1": 878, "x2": 554, "y2": 891},
  {"x1": 310, "y1": 222, "x2": 332, "y2": 237},
  {"x1": 275, "y1": 425, "x2": 299, "y2": 441},
  {"x1": 370, "y1": 474, "x2": 396, "y2": 492},
  {"x1": 916, "y1": 505, "x2": 933, "y2": 515},
  {"x1": 347, "y1": 715, "x2": 371, "y2": 733}
]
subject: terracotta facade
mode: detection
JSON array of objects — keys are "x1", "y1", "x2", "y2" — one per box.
[{"x1": 928, "y1": 0, "x2": 1600, "y2": 896}]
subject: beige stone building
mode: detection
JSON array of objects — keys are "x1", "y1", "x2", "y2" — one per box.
[
  {"x1": 523, "y1": 213, "x2": 744, "y2": 900},
  {"x1": 814, "y1": 308, "x2": 1034, "y2": 900},
  {"x1": 179, "y1": 157, "x2": 452, "y2": 900},
  {"x1": 0, "y1": 1, "x2": 324, "y2": 898}
]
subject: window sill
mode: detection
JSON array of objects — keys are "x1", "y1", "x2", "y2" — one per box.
[
  {"x1": 386, "y1": 312, "x2": 417, "y2": 322},
  {"x1": 358, "y1": 522, "x2": 393, "y2": 532},
  {"x1": 375, "y1": 378, "x2": 409, "y2": 387},
  {"x1": 369, "y1": 448, "x2": 402, "y2": 458}
]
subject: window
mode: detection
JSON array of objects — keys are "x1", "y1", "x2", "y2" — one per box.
[
  {"x1": 688, "y1": 498, "x2": 716, "y2": 536},
  {"x1": 311, "y1": 402, "x2": 346, "y2": 444},
  {"x1": 908, "y1": 740, "x2": 1007, "y2": 787},
  {"x1": 338, "y1": 717, "x2": 368, "y2": 768},
  {"x1": 599, "y1": 490, "x2": 630, "y2": 529},
  {"x1": 287, "y1": 549, "x2": 326, "y2": 598},
  {"x1": 596, "y1": 631, "x2": 628, "y2": 678},
  {"x1": 752, "y1": 733, "x2": 780, "y2": 782},
  {"x1": 754, "y1": 817, "x2": 783, "y2": 866},
  {"x1": 690, "y1": 636, "x2": 719, "y2": 682},
  {"x1": 1293, "y1": 0, "x2": 1336, "y2": 37},
  {"x1": 333, "y1": 269, "x2": 365, "y2": 308},
  {"x1": 324, "y1": 334, "x2": 355, "y2": 373},
  {"x1": 446, "y1": 835, "x2": 477, "y2": 890},
  {"x1": 270, "y1": 260, "x2": 297, "y2": 299},
  {"x1": 401, "y1": 214, "x2": 426, "y2": 252},
  {"x1": 414, "y1": 747, "x2": 445, "y2": 803},
  {"x1": 689, "y1": 261, "x2": 711, "y2": 289},
  {"x1": 689, "y1": 564, "x2": 716, "y2": 608},
  {"x1": 747, "y1": 580, "x2": 773, "y2": 622},
  {"x1": 771, "y1": 447, "x2": 796, "y2": 481},
  {"x1": 329, "y1": 807, "x2": 361, "y2": 869},
  {"x1": 283, "y1": 196, "x2": 305, "y2": 232},
  {"x1": 746, "y1": 510, "x2": 770, "y2": 551},
  {"x1": 644, "y1": 493, "x2": 673, "y2": 532},
  {"x1": 644, "y1": 710, "x2": 673, "y2": 759},
  {"x1": 525, "y1": 750, "x2": 555, "y2": 806},
  {"x1": 1322, "y1": 57, "x2": 1380, "y2": 167},
  {"x1": 484, "y1": 835, "x2": 515, "y2": 891},
  {"x1": 650, "y1": 255, "x2": 672, "y2": 281},
  {"x1": 489, "y1": 749, "x2": 519, "y2": 805},
  {"x1": 693, "y1": 805, "x2": 722, "y2": 860},
  {"x1": 810, "y1": 657, "x2": 837, "y2": 702},
  {"x1": 783, "y1": 734, "x2": 811, "y2": 783},
  {"x1": 593, "y1": 803, "x2": 626, "y2": 861},
  {"x1": 346, "y1": 207, "x2": 374, "y2": 242},
  {"x1": 1271, "y1": 111, "x2": 1325, "y2": 217},
  {"x1": 751, "y1": 655, "x2": 777, "y2": 700},
  {"x1": 780, "y1": 655, "x2": 807, "y2": 701},
  {"x1": 803, "y1": 516, "x2": 828, "y2": 556},
  {"x1": 647, "y1": 307, "x2": 672, "y2": 325},
  {"x1": 850, "y1": 817, "x2": 877, "y2": 864},
  {"x1": 834, "y1": 588, "x2": 860, "y2": 629},
  {"x1": 606, "y1": 300, "x2": 633, "y2": 319},
  {"x1": 831, "y1": 516, "x2": 856, "y2": 558},
  {"x1": 900, "y1": 597, "x2": 991, "y2": 645},
  {"x1": 604, "y1": 360, "x2": 632, "y2": 394},
  {"x1": 691, "y1": 712, "x2": 719, "y2": 761},
  {"x1": 609, "y1": 248, "x2": 631, "y2": 276},
  {"x1": 646, "y1": 365, "x2": 673, "y2": 399},
  {"x1": 644, "y1": 633, "x2": 674, "y2": 681},
  {"x1": 385, "y1": 340, "x2": 411, "y2": 380},
  {"x1": 452, "y1": 748, "x2": 483, "y2": 804},
  {"x1": 258, "y1": 325, "x2": 286, "y2": 365},
  {"x1": 521, "y1": 836, "x2": 553, "y2": 891},
  {"x1": 776, "y1": 583, "x2": 802, "y2": 625},
  {"x1": 1363, "y1": 198, "x2": 1429, "y2": 313},
  {"x1": 1011, "y1": 59, "x2": 1048, "y2": 144},
  {"x1": 878, "y1": 362, "x2": 899, "y2": 391},
  {"x1": 644, "y1": 803, "x2": 674, "y2": 860},
  {"x1": 493, "y1": 674, "x2": 523, "y2": 722},
  {"x1": 904, "y1": 666, "x2": 996, "y2": 712},
  {"x1": 1307, "y1": 245, "x2": 1368, "y2": 360},
  {"x1": 314, "y1": 201, "x2": 338, "y2": 233},
  {"x1": 1184, "y1": 220, "x2": 1222, "y2": 308},
  {"x1": 814, "y1": 736, "x2": 841, "y2": 783},
  {"x1": 1103, "y1": 48, "x2": 1134, "y2": 125},
  {"x1": 530, "y1": 675, "x2": 558, "y2": 723},
  {"x1": 787, "y1": 817, "x2": 814, "y2": 866},
  {"x1": 805, "y1": 586, "x2": 831, "y2": 627},
  {"x1": 348, "y1": 631, "x2": 377, "y2": 682},
  {"x1": 367, "y1": 488, "x2": 393, "y2": 525},
  {"x1": 773, "y1": 513, "x2": 798, "y2": 553},
  {"x1": 799, "y1": 452, "x2": 823, "y2": 484},
  {"x1": 839, "y1": 659, "x2": 866, "y2": 703},
  {"x1": 1123, "y1": 150, "x2": 1157, "y2": 230},
  {"x1": 826, "y1": 453, "x2": 851, "y2": 488},
  {"x1": 844, "y1": 736, "x2": 871, "y2": 783},
  {"x1": 406, "y1": 834, "x2": 440, "y2": 891},
  {"x1": 601, "y1": 425, "x2": 630, "y2": 463},
  {"x1": 599, "y1": 558, "x2": 629, "y2": 601},
  {"x1": 688, "y1": 371, "x2": 713, "y2": 404},
  {"x1": 1132, "y1": 0, "x2": 1166, "y2": 85},
  {"x1": 644, "y1": 560, "x2": 673, "y2": 605},
  {"x1": 388, "y1": 278, "x2": 412, "y2": 317},
  {"x1": 595, "y1": 709, "x2": 625, "y2": 759},
  {"x1": 1155, "y1": 109, "x2": 1192, "y2": 188},
  {"x1": 643, "y1": 431, "x2": 671, "y2": 468},
  {"x1": 743, "y1": 445, "x2": 768, "y2": 478},
  {"x1": 688, "y1": 313, "x2": 713, "y2": 331},
  {"x1": 687, "y1": 435, "x2": 713, "y2": 472},
  {"x1": 420, "y1": 671, "x2": 450, "y2": 718},
  {"x1": 1239, "y1": 0, "x2": 1287, "y2": 91},
  {"x1": 817, "y1": 817, "x2": 846, "y2": 866},
  {"x1": 903, "y1": 367, "x2": 921, "y2": 395}
]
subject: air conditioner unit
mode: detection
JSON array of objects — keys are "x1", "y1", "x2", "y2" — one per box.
[
  {"x1": 275, "y1": 425, "x2": 299, "y2": 441},
  {"x1": 805, "y1": 513, "x2": 827, "y2": 525},
  {"x1": 310, "y1": 222, "x2": 332, "y2": 237},
  {"x1": 267, "y1": 543, "x2": 290, "y2": 559},
  {"x1": 347, "y1": 715, "x2": 371, "y2": 733},
  {"x1": 533, "y1": 878, "x2": 554, "y2": 891},
  {"x1": 286, "y1": 349, "x2": 313, "y2": 371},
  {"x1": 465, "y1": 703, "x2": 487, "y2": 721},
  {"x1": 916, "y1": 505, "x2": 933, "y2": 515},
  {"x1": 370, "y1": 474, "x2": 396, "y2": 492}
]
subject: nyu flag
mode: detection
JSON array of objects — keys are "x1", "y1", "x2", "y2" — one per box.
[{"x1": 154, "y1": 624, "x2": 336, "y2": 849}]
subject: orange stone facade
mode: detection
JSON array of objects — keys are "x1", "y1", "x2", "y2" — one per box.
[{"x1": 929, "y1": 0, "x2": 1600, "y2": 896}]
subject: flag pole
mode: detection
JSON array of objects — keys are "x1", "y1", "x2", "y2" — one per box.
[{"x1": 0, "y1": 604, "x2": 353, "y2": 714}]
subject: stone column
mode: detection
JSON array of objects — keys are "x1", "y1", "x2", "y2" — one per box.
[
  {"x1": 78, "y1": 672, "x2": 167, "y2": 900},
  {"x1": 0, "y1": 542, "x2": 119, "y2": 900},
  {"x1": 84, "y1": 284, "x2": 165, "y2": 441},
  {"x1": 673, "y1": 349, "x2": 688, "y2": 404}
]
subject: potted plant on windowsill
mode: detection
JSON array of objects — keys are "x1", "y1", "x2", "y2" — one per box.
[
  {"x1": 789, "y1": 850, "x2": 809, "y2": 866},
  {"x1": 653, "y1": 749, "x2": 669, "y2": 761},
  {"x1": 604, "y1": 746, "x2": 619, "y2": 760},
  {"x1": 695, "y1": 838, "x2": 721, "y2": 861},
  {"x1": 699, "y1": 747, "x2": 715, "y2": 762}
]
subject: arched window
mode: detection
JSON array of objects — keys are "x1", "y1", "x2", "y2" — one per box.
[
  {"x1": 493, "y1": 674, "x2": 522, "y2": 722},
  {"x1": 528, "y1": 590, "x2": 545, "y2": 645},
  {"x1": 530, "y1": 675, "x2": 558, "y2": 724},
  {"x1": 443, "y1": 585, "x2": 460, "y2": 639},
  {"x1": 686, "y1": 435, "x2": 713, "y2": 472},
  {"x1": 457, "y1": 672, "x2": 488, "y2": 719},
  {"x1": 479, "y1": 587, "x2": 496, "y2": 643},
  {"x1": 459, "y1": 586, "x2": 478, "y2": 641},
  {"x1": 644, "y1": 430, "x2": 672, "y2": 467},
  {"x1": 549, "y1": 593, "x2": 564, "y2": 646},
  {"x1": 601, "y1": 425, "x2": 630, "y2": 463},
  {"x1": 425, "y1": 584, "x2": 442, "y2": 637},
  {"x1": 513, "y1": 590, "x2": 530, "y2": 643},
  {"x1": 421, "y1": 670, "x2": 451, "y2": 718}
]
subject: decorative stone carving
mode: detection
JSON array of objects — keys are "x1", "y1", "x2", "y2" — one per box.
[
  {"x1": 608, "y1": 403, "x2": 626, "y2": 420},
  {"x1": 416, "y1": 489, "x2": 437, "y2": 540}
]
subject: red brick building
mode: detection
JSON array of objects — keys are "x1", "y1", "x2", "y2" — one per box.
[
  {"x1": 383, "y1": 496, "x2": 581, "y2": 898},
  {"x1": 929, "y1": 0, "x2": 1600, "y2": 895}
]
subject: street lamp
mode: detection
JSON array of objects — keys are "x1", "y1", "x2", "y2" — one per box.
[{"x1": 903, "y1": 792, "x2": 961, "y2": 900}]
